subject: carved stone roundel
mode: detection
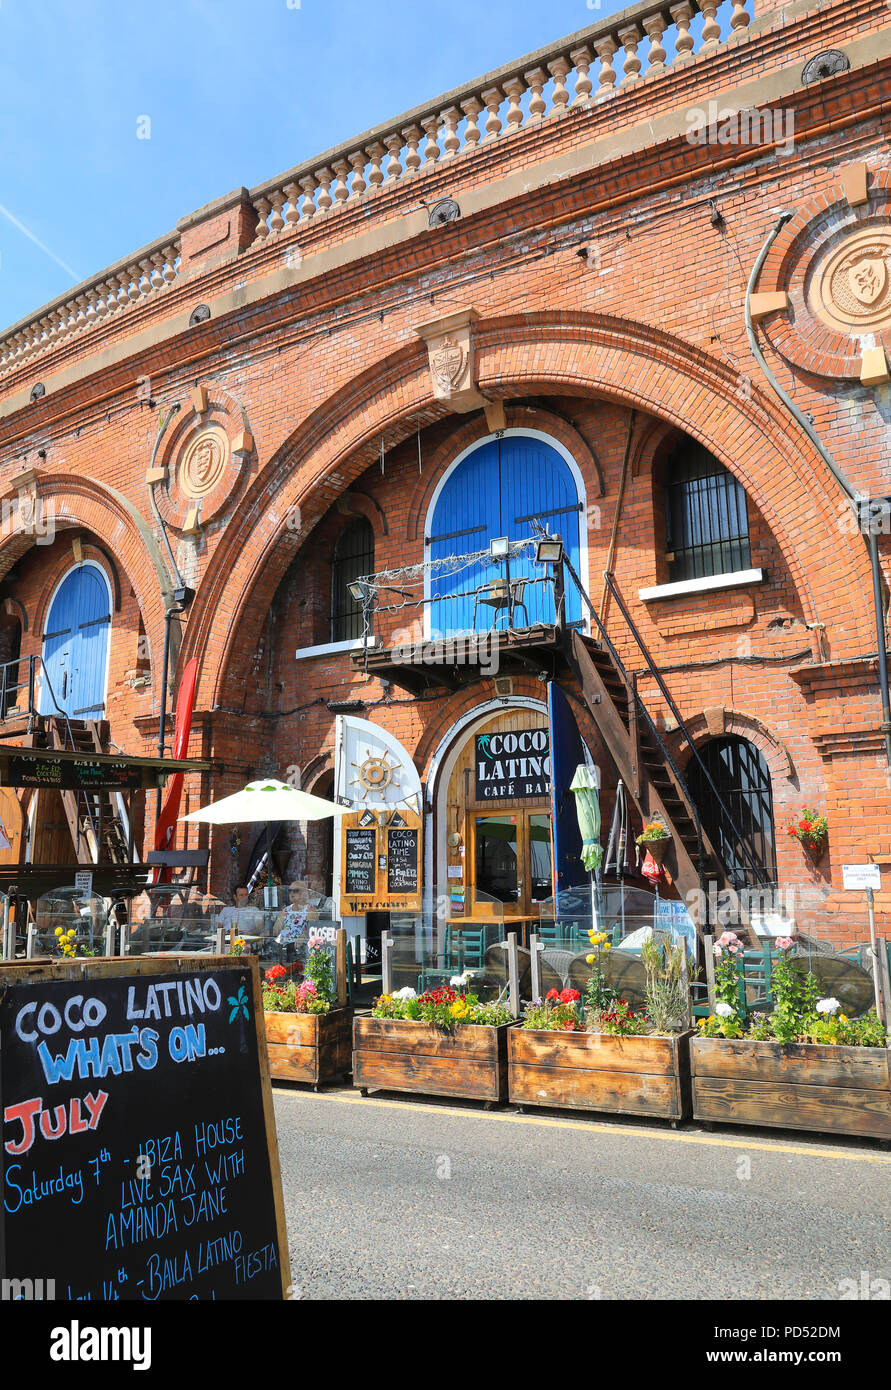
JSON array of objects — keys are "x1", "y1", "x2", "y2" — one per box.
[
  {"x1": 179, "y1": 426, "x2": 230, "y2": 499},
  {"x1": 810, "y1": 227, "x2": 891, "y2": 336}
]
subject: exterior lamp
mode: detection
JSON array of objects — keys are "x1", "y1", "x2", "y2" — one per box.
[
  {"x1": 535, "y1": 537, "x2": 564, "y2": 564},
  {"x1": 489, "y1": 536, "x2": 510, "y2": 558},
  {"x1": 348, "y1": 580, "x2": 368, "y2": 603}
]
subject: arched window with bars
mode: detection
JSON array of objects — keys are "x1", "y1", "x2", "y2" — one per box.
[
  {"x1": 664, "y1": 441, "x2": 751, "y2": 582},
  {"x1": 330, "y1": 517, "x2": 374, "y2": 643},
  {"x1": 686, "y1": 736, "x2": 778, "y2": 894}
]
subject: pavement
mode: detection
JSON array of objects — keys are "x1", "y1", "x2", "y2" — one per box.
[{"x1": 272, "y1": 1083, "x2": 891, "y2": 1301}]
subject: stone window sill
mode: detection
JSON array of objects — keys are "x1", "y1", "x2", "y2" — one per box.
[
  {"x1": 294, "y1": 636, "x2": 378, "y2": 660},
  {"x1": 637, "y1": 568, "x2": 764, "y2": 602}
]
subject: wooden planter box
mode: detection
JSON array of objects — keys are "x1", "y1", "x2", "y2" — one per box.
[
  {"x1": 691, "y1": 1038, "x2": 891, "y2": 1141},
  {"x1": 264, "y1": 1007, "x2": 353, "y2": 1088},
  {"x1": 353, "y1": 1016, "x2": 513, "y2": 1104},
  {"x1": 508, "y1": 1028, "x2": 694, "y2": 1122}
]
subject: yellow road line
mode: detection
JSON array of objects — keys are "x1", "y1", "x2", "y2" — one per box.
[{"x1": 271, "y1": 1086, "x2": 891, "y2": 1163}]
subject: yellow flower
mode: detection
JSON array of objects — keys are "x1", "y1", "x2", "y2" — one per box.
[
  {"x1": 586, "y1": 954, "x2": 595, "y2": 965},
  {"x1": 839, "y1": 1014, "x2": 848, "y2": 1023},
  {"x1": 67, "y1": 929, "x2": 76, "y2": 938},
  {"x1": 603, "y1": 942, "x2": 611, "y2": 951},
  {"x1": 451, "y1": 1000, "x2": 468, "y2": 1018},
  {"x1": 235, "y1": 937, "x2": 245, "y2": 948},
  {"x1": 54, "y1": 926, "x2": 63, "y2": 937}
]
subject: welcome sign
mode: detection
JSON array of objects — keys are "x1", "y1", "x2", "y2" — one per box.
[{"x1": 475, "y1": 728, "x2": 551, "y2": 801}]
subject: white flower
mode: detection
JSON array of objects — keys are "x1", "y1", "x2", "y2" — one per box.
[
  {"x1": 815, "y1": 997, "x2": 840, "y2": 1014},
  {"x1": 450, "y1": 974, "x2": 469, "y2": 987},
  {"x1": 393, "y1": 987, "x2": 417, "y2": 1000},
  {"x1": 715, "y1": 1002, "x2": 734, "y2": 1018}
]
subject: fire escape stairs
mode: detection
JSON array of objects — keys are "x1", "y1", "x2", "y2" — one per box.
[
  {"x1": 564, "y1": 629, "x2": 731, "y2": 910},
  {"x1": 45, "y1": 717, "x2": 131, "y2": 866}
]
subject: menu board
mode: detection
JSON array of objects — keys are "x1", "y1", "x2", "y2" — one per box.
[
  {"x1": 340, "y1": 811, "x2": 423, "y2": 913},
  {"x1": 387, "y1": 828, "x2": 419, "y2": 895},
  {"x1": 344, "y1": 828, "x2": 376, "y2": 896},
  {"x1": 7, "y1": 754, "x2": 146, "y2": 791},
  {"x1": 0, "y1": 958, "x2": 290, "y2": 1301}
]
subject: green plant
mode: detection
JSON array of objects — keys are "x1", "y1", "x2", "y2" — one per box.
[
  {"x1": 304, "y1": 939, "x2": 336, "y2": 1004},
  {"x1": 768, "y1": 940, "x2": 819, "y2": 1043},
  {"x1": 583, "y1": 929, "x2": 616, "y2": 1020},
  {"x1": 641, "y1": 935, "x2": 689, "y2": 1034},
  {"x1": 262, "y1": 964, "x2": 330, "y2": 1014},
  {"x1": 374, "y1": 985, "x2": 511, "y2": 1031},
  {"x1": 522, "y1": 997, "x2": 583, "y2": 1031},
  {"x1": 598, "y1": 999, "x2": 648, "y2": 1036},
  {"x1": 797, "y1": 1007, "x2": 887, "y2": 1048},
  {"x1": 636, "y1": 820, "x2": 671, "y2": 843}
]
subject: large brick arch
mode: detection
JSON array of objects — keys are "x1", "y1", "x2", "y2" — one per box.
[
  {"x1": 0, "y1": 472, "x2": 172, "y2": 694},
  {"x1": 184, "y1": 313, "x2": 876, "y2": 711}
]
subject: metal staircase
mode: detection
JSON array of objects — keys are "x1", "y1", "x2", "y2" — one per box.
[
  {"x1": 560, "y1": 562, "x2": 774, "y2": 925},
  {"x1": 0, "y1": 654, "x2": 130, "y2": 866}
]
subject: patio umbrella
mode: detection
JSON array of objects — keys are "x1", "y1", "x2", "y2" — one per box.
[
  {"x1": 570, "y1": 765, "x2": 602, "y2": 872},
  {"x1": 571, "y1": 764, "x2": 602, "y2": 936},
  {"x1": 181, "y1": 778, "x2": 347, "y2": 887}
]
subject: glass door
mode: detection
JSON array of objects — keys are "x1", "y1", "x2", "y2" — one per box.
[{"x1": 471, "y1": 811, "x2": 552, "y2": 918}]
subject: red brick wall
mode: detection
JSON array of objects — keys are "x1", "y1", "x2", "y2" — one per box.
[{"x1": 1, "y1": 0, "x2": 890, "y2": 945}]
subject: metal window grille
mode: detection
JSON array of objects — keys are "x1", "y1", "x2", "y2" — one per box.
[
  {"x1": 330, "y1": 518, "x2": 374, "y2": 642},
  {"x1": 665, "y1": 444, "x2": 751, "y2": 582},
  {"x1": 686, "y1": 737, "x2": 778, "y2": 896}
]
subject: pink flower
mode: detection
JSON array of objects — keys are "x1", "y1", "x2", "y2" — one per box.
[{"x1": 775, "y1": 936, "x2": 794, "y2": 950}]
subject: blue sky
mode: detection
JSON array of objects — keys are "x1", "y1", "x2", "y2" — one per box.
[{"x1": 0, "y1": 0, "x2": 628, "y2": 331}]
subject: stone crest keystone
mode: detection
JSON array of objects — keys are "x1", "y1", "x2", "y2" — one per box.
[{"x1": 414, "y1": 308, "x2": 486, "y2": 413}]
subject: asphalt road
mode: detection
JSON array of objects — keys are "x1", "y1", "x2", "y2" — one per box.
[{"x1": 272, "y1": 1084, "x2": 891, "y2": 1301}]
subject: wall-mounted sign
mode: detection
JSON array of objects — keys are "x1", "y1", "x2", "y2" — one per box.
[
  {"x1": 842, "y1": 863, "x2": 881, "y2": 891},
  {"x1": 344, "y1": 827, "x2": 376, "y2": 897},
  {"x1": 6, "y1": 754, "x2": 146, "y2": 791},
  {"x1": 340, "y1": 811, "x2": 422, "y2": 915},
  {"x1": 475, "y1": 728, "x2": 551, "y2": 801}
]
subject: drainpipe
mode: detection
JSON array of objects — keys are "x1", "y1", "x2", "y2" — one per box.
[
  {"x1": 145, "y1": 405, "x2": 195, "y2": 770},
  {"x1": 745, "y1": 213, "x2": 891, "y2": 769}
]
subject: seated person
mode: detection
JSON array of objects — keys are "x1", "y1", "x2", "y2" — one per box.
[
  {"x1": 273, "y1": 881, "x2": 317, "y2": 946},
  {"x1": 217, "y1": 886, "x2": 265, "y2": 941}
]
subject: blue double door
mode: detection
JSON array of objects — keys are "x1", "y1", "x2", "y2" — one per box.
[
  {"x1": 427, "y1": 434, "x2": 583, "y2": 636},
  {"x1": 40, "y1": 566, "x2": 111, "y2": 718}
]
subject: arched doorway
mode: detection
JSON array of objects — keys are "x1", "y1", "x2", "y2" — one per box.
[
  {"x1": 425, "y1": 430, "x2": 586, "y2": 635},
  {"x1": 431, "y1": 701, "x2": 553, "y2": 928},
  {"x1": 39, "y1": 564, "x2": 112, "y2": 718},
  {"x1": 686, "y1": 737, "x2": 778, "y2": 893}
]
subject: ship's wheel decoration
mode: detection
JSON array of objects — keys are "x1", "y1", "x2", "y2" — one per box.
[{"x1": 349, "y1": 752, "x2": 401, "y2": 800}]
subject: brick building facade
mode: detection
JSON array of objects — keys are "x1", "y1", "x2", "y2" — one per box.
[{"x1": 1, "y1": 0, "x2": 890, "y2": 947}]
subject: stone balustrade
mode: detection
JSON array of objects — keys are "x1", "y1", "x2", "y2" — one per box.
[
  {"x1": 0, "y1": 239, "x2": 180, "y2": 379},
  {"x1": 0, "y1": 0, "x2": 752, "y2": 381},
  {"x1": 249, "y1": 0, "x2": 750, "y2": 241}
]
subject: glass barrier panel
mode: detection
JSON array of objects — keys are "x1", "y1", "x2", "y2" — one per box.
[
  {"x1": 126, "y1": 886, "x2": 222, "y2": 957},
  {"x1": 31, "y1": 888, "x2": 108, "y2": 959},
  {"x1": 387, "y1": 889, "x2": 512, "y2": 1005}
]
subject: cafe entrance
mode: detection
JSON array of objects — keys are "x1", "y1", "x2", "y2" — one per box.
[{"x1": 439, "y1": 707, "x2": 553, "y2": 932}]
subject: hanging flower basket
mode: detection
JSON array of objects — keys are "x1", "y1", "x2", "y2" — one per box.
[
  {"x1": 784, "y1": 808, "x2": 828, "y2": 856},
  {"x1": 636, "y1": 822, "x2": 671, "y2": 865}
]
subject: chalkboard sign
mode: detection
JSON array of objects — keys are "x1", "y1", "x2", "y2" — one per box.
[
  {"x1": 0, "y1": 957, "x2": 290, "y2": 1301},
  {"x1": 7, "y1": 754, "x2": 145, "y2": 791},
  {"x1": 344, "y1": 828, "x2": 376, "y2": 896},
  {"x1": 387, "y1": 828, "x2": 419, "y2": 895}
]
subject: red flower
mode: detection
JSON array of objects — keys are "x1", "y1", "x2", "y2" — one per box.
[
  {"x1": 799, "y1": 820, "x2": 812, "y2": 831},
  {"x1": 546, "y1": 988, "x2": 559, "y2": 1001},
  {"x1": 561, "y1": 1021, "x2": 577, "y2": 1031},
  {"x1": 559, "y1": 988, "x2": 580, "y2": 1004},
  {"x1": 265, "y1": 964, "x2": 287, "y2": 982}
]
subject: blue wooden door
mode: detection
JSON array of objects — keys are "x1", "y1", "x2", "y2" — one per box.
[
  {"x1": 428, "y1": 435, "x2": 583, "y2": 635},
  {"x1": 40, "y1": 566, "x2": 111, "y2": 717}
]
